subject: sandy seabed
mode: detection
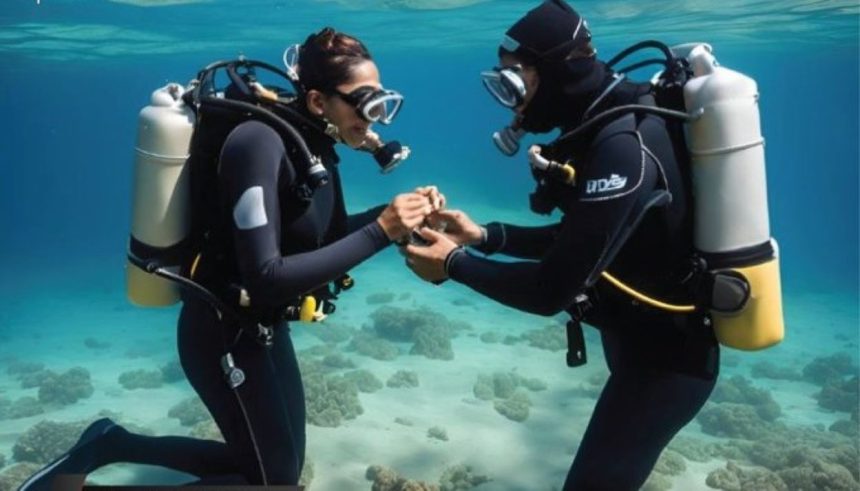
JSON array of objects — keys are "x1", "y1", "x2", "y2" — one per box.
[{"x1": 0, "y1": 245, "x2": 857, "y2": 491}]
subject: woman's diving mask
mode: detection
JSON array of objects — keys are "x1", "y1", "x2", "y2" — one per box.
[
  {"x1": 284, "y1": 43, "x2": 405, "y2": 125},
  {"x1": 333, "y1": 86, "x2": 404, "y2": 125},
  {"x1": 282, "y1": 43, "x2": 408, "y2": 170},
  {"x1": 333, "y1": 86, "x2": 410, "y2": 171}
]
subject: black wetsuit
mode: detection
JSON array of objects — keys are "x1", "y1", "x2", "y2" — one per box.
[
  {"x1": 101, "y1": 111, "x2": 389, "y2": 485},
  {"x1": 449, "y1": 85, "x2": 719, "y2": 490}
]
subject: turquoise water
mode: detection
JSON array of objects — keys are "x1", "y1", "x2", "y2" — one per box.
[{"x1": 1, "y1": 1, "x2": 858, "y2": 490}]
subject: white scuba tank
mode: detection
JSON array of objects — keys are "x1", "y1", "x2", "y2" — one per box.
[
  {"x1": 126, "y1": 83, "x2": 195, "y2": 306},
  {"x1": 677, "y1": 43, "x2": 784, "y2": 350}
]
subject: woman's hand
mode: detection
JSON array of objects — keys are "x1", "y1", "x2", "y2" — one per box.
[
  {"x1": 426, "y1": 209, "x2": 483, "y2": 246},
  {"x1": 403, "y1": 227, "x2": 459, "y2": 283},
  {"x1": 376, "y1": 193, "x2": 433, "y2": 242},
  {"x1": 414, "y1": 185, "x2": 446, "y2": 212}
]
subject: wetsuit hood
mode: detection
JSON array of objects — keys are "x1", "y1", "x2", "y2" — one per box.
[
  {"x1": 519, "y1": 57, "x2": 612, "y2": 134},
  {"x1": 497, "y1": 0, "x2": 610, "y2": 133},
  {"x1": 555, "y1": 78, "x2": 654, "y2": 156},
  {"x1": 500, "y1": 0, "x2": 590, "y2": 64}
]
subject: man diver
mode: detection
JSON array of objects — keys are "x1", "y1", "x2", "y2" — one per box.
[{"x1": 404, "y1": 1, "x2": 719, "y2": 489}]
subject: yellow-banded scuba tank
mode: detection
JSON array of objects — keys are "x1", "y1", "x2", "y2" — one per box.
[
  {"x1": 534, "y1": 41, "x2": 784, "y2": 351},
  {"x1": 127, "y1": 83, "x2": 195, "y2": 306},
  {"x1": 126, "y1": 59, "x2": 325, "y2": 317},
  {"x1": 679, "y1": 43, "x2": 783, "y2": 350},
  {"x1": 126, "y1": 56, "x2": 389, "y2": 323}
]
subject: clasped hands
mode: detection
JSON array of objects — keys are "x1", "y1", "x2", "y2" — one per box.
[{"x1": 375, "y1": 185, "x2": 481, "y2": 283}]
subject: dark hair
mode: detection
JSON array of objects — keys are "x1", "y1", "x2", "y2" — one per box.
[{"x1": 298, "y1": 27, "x2": 372, "y2": 93}]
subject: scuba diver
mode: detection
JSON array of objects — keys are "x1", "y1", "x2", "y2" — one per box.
[
  {"x1": 403, "y1": 1, "x2": 736, "y2": 489},
  {"x1": 20, "y1": 27, "x2": 443, "y2": 490}
]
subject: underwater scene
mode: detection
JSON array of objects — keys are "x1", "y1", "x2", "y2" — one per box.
[{"x1": 0, "y1": 0, "x2": 858, "y2": 490}]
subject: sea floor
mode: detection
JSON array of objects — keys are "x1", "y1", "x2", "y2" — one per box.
[{"x1": 0, "y1": 244, "x2": 857, "y2": 491}]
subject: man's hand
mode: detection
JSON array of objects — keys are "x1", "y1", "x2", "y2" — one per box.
[
  {"x1": 426, "y1": 209, "x2": 483, "y2": 246},
  {"x1": 402, "y1": 228, "x2": 459, "y2": 283}
]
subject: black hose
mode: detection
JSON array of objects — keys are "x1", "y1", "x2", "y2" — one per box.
[
  {"x1": 607, "y1": 40, "x2": 674, "y2": 70},
  {"x1": 551, "y1": 104, "x2": 691, "y2": 149},
  {"x1": 192, "y1": 58, "x2": 302, "y2": 108},
  {"x1": 226, "y1": 64, "x2": 255, "y2": 98},
  {"x1": 198, "y1": 96, "x2": 317, "y2": 178},
  {"x1": 617, "y1": 58, "x2": 670, "y2": 75},
  {"x1": 126, "y1": 253, "x2": 241, "y2": 323}
]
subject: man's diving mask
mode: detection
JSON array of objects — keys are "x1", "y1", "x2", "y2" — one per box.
[
  {"x1": 481, "y1": 66, "x2": 527, "y2": 155},
  {"x1": 333, "y1": 86, "x2": 404, "y2": 125},
  {"x1": 480, "y1": 65, "x2": 527, "y2": 108}
]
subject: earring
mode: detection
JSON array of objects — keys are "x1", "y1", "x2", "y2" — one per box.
[{"x1": 323, "y1": 118, "x2": 342, "y2": 142}]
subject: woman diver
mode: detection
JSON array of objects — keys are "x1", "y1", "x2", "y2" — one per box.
[
  {"x1": 404, "y1": 1, "x2": 719, "y2": 489},
  {"x1": 20, "y1": 27, "x2": 442, "y2": 489}
]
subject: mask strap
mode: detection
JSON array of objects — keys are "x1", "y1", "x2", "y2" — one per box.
[{"x1": 282, "y1": 44, "x2": 301, "y2": 82}]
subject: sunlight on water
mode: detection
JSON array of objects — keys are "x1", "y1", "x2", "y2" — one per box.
[{"x1": 1, "y1": 0, "x2": 857, "y2": 61}]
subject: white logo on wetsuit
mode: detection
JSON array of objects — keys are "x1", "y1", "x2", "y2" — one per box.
[
  {"x1": 585, "y1": 174, "x2": 628, "y2": 194},
  {"x1": 233, "y1": 186, "x2": 268, "y2": 230}
]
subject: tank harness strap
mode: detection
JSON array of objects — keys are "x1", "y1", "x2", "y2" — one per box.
[
  {"x1": 128, "y1": 236, "x2": 194, "y2": 271},
  {"x1": 227, "y1": 273, "x2": 355, "y2": 325},
  {"x1": 582, "y1": 105, "x2": 706, "y2": 317},
  {"x1": 599, "y1": 238, "x2": 776, "y2": 317},
  {"x1": 583, "y1": 114, "x2": 673, "y2": 287},
  {"x1": 597, "y1": 259, "x2": 756, "y2": 319}
]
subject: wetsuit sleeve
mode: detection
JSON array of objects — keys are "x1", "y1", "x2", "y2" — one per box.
[
  {"x1": 347, "y1": 204, "x2": 387, "y2": 233},
  {"x1": 448, "y1": 131, "x2": 655, "y2": 316},
  {"x1": 219, "y1": 121, "x2": 390, "y2": 309},
  {"x1": 473, "y1": 222, "x2": 563, "y2": 259}
]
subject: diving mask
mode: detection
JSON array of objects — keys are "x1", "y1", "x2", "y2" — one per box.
[
  {"x1": 282, "y1": 44, "x2": 301, "y2": 82},
  {"x1": 333, "y1": 85, "x2": 404, "y2": 125},
  {"x1": 480, "y1": 65, "x2": 527, "y2": 108}
]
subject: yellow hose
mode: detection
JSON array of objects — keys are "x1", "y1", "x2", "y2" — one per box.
[
  {"x1": 600, "y1": 272, "x2": 696, "y2": 313},
  {"x1": 190, "y1": 253, "x2": 202, "y2": 279}
]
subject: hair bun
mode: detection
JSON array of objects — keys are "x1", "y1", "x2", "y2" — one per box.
[
  {"x1": 298, "y1": 27, "x2": 372, "y2": 93},
  {"x1": 315, "y1": 27, "x2": 336, "y2": 50}
]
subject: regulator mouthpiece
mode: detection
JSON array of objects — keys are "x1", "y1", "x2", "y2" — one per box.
[
  {"x1": 493, "y1": 125, "x2": 526, "y2": 156},
  {"x1": 374, "y1": 141, "x2": 411, "y2": 174}
]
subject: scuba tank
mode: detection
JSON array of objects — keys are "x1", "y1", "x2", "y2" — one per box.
[
  {"x1": 126, "y1": 55, "x2": 405, "y2": 321},
  {"x1": 679, "y1": 43, "x2": 783, "y2": 350},
  {"x1": 127, "y1": 83, "x2": 194, "y2": 306},
  {"x1": 125, "y1": 58, "x2": 323, "y2": 317},
  {"x1": 529, "y1": 41, "x2": 784, "y2": 351}
]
